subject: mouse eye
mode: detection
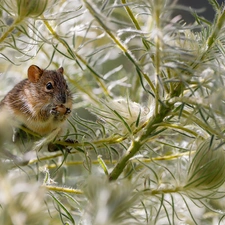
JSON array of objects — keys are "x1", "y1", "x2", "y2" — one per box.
[{"x1": 46, "y1": 82, "x2": 53, "y2": 90}]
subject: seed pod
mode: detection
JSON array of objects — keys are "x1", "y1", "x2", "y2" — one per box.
[
  {"x1": 184, "y1": 139, "x2": 225, "y2": 193},
  {"x1": 6, "y1": 0, "x2": 49, "y2": 18},
  {"x1": 18, "y1": 0, "x2": 48, "y2": 17}
]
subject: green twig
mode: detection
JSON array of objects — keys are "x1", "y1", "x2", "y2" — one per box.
[
  {"x1": 43, "y1": 184, "x2": 83, "y2": 194},
  {"x1": 0, "y1": 17, "x2": 23, "y2": 43},
  {"x1": 83, "y1": 0, "x2": 156, "y2": 94},
  {"x1": 121, "y1": 0, "x2": 150, "y2": 51},
  {"x1": 109, "y1": 101, "x2": 172, "y2": 181},
  {"x1": 41, "y1": 16, "x2": 111, "y2": 98}
]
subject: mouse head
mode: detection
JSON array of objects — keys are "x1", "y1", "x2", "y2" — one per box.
[{"x1": 27, "y1": 65, "x2": 72, "y2": 107}]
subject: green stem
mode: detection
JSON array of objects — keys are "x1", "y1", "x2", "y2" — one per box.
[
  {"x1": 181, "y1": 110, "x2": 223, "y2": 138},
  {"x1": 42, "y1": 16, "x2": 111, "y2": 98},
  {"x1": 143, "y1": 186, "x2": 183, "y2": 195},
  {"x1": 121, "y1": 0, "x2": 150, "y2": 51},
  {"x1": 0, "y1": 17, "x2": 23, "y2": 43},
  {"x1": 83, "y1": 0, "x2": 156, "y2": 94},
  {"x1": 109, "y1": 102, "x2": 171, "y2": 181},
  {"x1": 207, "y1": 9, "x2": 225, "y2": 48},
  {"x1": 192, "y1": 8, "x2": 225, "y2": 70},
  {"x1": 43, "y1": 185, "x2": 83, "y2": 194},
  {"x1": 154, "y1": 4, "x2": 161, "y2": 115},
  {"x1": 108, "y1": 140, "x2": 142, "y2": 181}
]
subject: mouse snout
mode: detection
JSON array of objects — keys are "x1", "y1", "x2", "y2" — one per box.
[
  {"x1": 54, "y1": 92, "x2": 67, "y2": 105},
  {"x1": 60, "y1": 93, "x2": 67, "y2": 104}
]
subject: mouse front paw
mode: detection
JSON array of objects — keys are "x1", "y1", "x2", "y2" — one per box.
[
  {"x1": 50, "y1": 107, "x2": 59, "y2": 115},
  {"x1": 51, "y1": 105, "x2": 71, "y2": 116}
]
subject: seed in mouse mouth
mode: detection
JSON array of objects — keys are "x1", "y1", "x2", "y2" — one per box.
[{"x1": 50, "y1": 105, "x2": 71, "y2": 115}]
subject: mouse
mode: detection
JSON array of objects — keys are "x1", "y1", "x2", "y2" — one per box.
[{"x1": 0, "y1": 65, "x2": 72, "y2": 137}]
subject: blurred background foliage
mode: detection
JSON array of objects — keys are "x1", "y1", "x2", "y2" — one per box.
[
  {"x1": 1, "y1": 0, "x2": 225, "y2": 224},
  {"x1": 178, "y1": 0, "x2": 223, "y2": 23}
]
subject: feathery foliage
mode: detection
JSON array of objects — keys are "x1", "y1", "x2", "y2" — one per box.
[{"x1": 1, "y1": 0, "x2": 225, "y2": 224}]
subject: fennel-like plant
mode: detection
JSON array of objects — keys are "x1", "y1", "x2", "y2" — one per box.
[{"x1": 1, "y1": 0, "x2": 225, "y2": 224}]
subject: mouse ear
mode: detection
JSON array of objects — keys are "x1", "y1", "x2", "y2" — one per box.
[
  {"x1": 57, "y1": 67, "x2": 64, "y2": 74},
  {"x1": 28, "y1": 65, "x2": 43, "y2": 83}
]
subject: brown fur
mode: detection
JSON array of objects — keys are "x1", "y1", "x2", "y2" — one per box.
[{"x1": 0, "y1": 65, "x2": 72, "y2": 135}]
